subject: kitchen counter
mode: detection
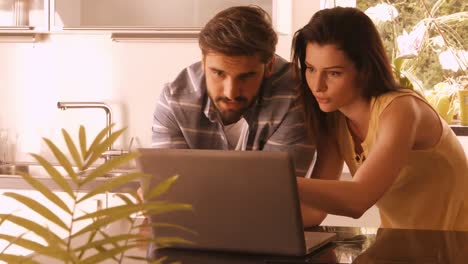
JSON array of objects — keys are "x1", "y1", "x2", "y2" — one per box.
[
  {"x1": 0, "y1": 173, "x2": 139, "y2": 192},
  {"x1": 0, "y1": 163, "x2": 139, "y2": 192},
  {"x1": 152, "y1": 226, "x2": 468, "y2": 263},
  {"x1": 12, "y1": 221, "x2": 468, "y2": 263}
]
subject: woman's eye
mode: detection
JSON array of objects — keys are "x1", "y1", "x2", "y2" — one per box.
[{"x1": 306, "y1": 67, "x2": 315, "y2": 73}]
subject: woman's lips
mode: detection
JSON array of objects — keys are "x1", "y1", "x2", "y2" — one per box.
[{"x1": 315, "y1": 97, "x2": 330, "y2": 104}]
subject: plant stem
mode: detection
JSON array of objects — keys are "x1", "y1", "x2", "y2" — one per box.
[
  {"x1": 67, "y1": 189, "x2": 81, "y2": 264},
  {"x1": 420, "y1": 0, "x2": 467, "y2": 75},
  {"x1": 384, "y1": 0, "x2": 399, "y2": 61}
]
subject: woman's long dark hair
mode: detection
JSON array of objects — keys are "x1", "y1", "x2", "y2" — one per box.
[{"x1": 291, "y1": 7, "x2": 402, "y2": 138}]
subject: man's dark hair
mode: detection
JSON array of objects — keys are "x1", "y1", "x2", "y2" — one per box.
[{"x1": 199, "y1": 5, "x2": 277, "y2": 63}]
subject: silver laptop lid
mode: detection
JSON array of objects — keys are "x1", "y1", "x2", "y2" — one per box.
[{"x1": 137, "y1": 149, "x2": 307, "y2": 256}]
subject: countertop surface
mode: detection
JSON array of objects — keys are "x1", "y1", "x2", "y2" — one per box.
[{"x1": 151, "y1": 226, "x2": 468, "y2": 264}]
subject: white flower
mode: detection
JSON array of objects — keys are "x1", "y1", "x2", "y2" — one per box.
[
  {"x1": 397, "y1": 21, "x2": 427, "y2": 57},
  {"x1": 365, "y1": 3, "x2": 399, "y2": 23},
  {"x1": 431, "y1": 35, "x2": 445, "y2": 48},
  {"x1": 438, "y1": 49, "x2": 468, "y2": 72}
]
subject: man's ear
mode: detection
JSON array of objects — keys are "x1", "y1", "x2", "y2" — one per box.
[
  {"x1": 264, "y1": 56, "x2": 275, "y2": 77},
  {"x1": 201, "y1": 55, "x2": 205, "y2": 73}
]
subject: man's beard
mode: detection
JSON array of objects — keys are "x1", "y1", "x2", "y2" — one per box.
[{"x1": 213, "y1": 96, "x2": 250, "y2": 125}]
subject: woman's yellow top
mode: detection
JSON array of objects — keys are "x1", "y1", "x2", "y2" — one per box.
[{"x1": 336, "y1": 90, "x2": 468, "y2": 230}]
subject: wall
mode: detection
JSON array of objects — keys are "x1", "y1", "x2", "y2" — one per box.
[
  {"x1": 0, "y1": 0, "x2": 320, "y2": 162},
  {"x1": 0, "y1": 35, "x2": 196, "y2": 161}
]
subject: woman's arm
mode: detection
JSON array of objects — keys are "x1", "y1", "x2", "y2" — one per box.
[
  {"x1": 300, "y1": 130, "x2": 344, "y2": 226},
  {"x1": 298, "y1": 96, "x2": 422, "y2": 218}
]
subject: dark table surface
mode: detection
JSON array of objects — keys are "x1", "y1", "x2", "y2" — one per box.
[
  {"x1": 153, "y1": 226, "x2": 468, "y2": 264},
  {"x1": 451, "y1": 123, "x2": 468, "y2": 136}
]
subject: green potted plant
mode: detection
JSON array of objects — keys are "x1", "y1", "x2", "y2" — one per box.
[{"x1": 0, "y1": 125, "x2": 191, "y2": 263}]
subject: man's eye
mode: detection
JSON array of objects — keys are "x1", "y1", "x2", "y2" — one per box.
[
  {"x1": 239, "y1": 73, "x2": 255, "y2": 80},
  {"x1": 213, "y1": 71, "x2": 223, "y2": 76},
  {"x1": 329, "y1": 71, "x2": 342, "y2": 76}
]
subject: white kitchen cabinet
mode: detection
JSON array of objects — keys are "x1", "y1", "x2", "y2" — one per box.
[
  {"x1": 0, "y1": 0, "x2": 297, "y2": 42},
  {"x1": 50, "y1": 0, "x2": 298, "y2": 38},
  {"x1": 0, "y1": 0, "x2": 48, "y2": 30},
  {"x1": 0, "y1": 0, "x2": 49, "y2": 42},
  {"x1": 51, "y1": 0, "x2": 272, "y2": 29}
]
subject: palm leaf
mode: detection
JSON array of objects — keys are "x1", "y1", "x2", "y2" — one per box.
[
  {"x1": 0, "y1": 230, "x2": 27, "y2": 255},
  {"x1": 0, "y1": 214, "x2": 66, "y2": 247},
  {"x1": 29, "y1": 154, "x2": 75, "y2": 199},
  {"x1": 72, "y1": 202, "x2": 191, "y2": 238},
  {"x1": 113, "y1": 192, "x2": 136, "y2": 205},
  {"x1": 151, "y1": 256, "x2": 168, "y2": 264},
  {"x1": 79, "y1": 125, "x2": 88, "y2": 159},
  {"x1": 80, "y1": 152, "x2": 140, "y2": 187},
  {"x1": 78, "y1": 172, "x2": 146, "y2": 202},
  {"x1": 84, "y1": 124, "x2": 114, "y2": 161},
  {"x1": 42, "y1": 138, "x2": 79, "y2": 184},
  {"x1": 145, "y1": 175, "x2": 179, "y2": 200},
  {"x1": 151, "y1": 236, "x2": 193, "y2": 247},
  {"x1": 77, "y1": 227, "x2": 100, "y2": 259},
  {"x1": 74, "y1": 234, "x2": 141, "y2": 252},
  {"x1": 83, "y1": 127, "x2": 125, "y2": 169},
  {"x1": 0, "y1": 254, "x2": 40, "y2": 264},
  {"x1": 62, "y1": 128, "x2": 83, "y2": 170},
  {"x1": 80, "y1": 244, "x2": 136, "y2": 264},
  {"x1": 96, "y1": 229, "x2": 125, "y2": 261},
  {"x1": 0, "y1": 234, "x2": 68, "y2": 261},
  {"x1": 75, "y1": 202, "x2": 191, "y2": 223},
  {"x1": 73, "y1": 203, "x2": 191, "y2": 237},
  {"x1": 15, "y1": 172, "x2": 72, "y2": 214},
  {"x1": 3, "y1": 192, "x2": 69, "y2": 230},
  {"x1": 125, "y1": 255, "x2": 154, "y2": 262},
  {"x1": 136, "y1": 222, "x2": 197, "y2": 236}
]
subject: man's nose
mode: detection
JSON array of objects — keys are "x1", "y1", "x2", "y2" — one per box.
[{"x1": 224, "y1": 79, "x2": 241, "y2": 100}]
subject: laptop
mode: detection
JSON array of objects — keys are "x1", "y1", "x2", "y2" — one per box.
[{"x1": 137, "y1": 148, "x2": 336, "y2": 256}]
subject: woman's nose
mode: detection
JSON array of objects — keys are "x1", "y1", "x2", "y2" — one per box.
[{"x1": 311, "y1": 73, "x2": 326, "y2": 93}]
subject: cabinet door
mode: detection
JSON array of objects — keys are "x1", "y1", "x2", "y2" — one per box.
[
  {"x1": 52, "y1": 0, "x2": 273, "y2": 30},
  {"x1": 0, "y1": 0, "x2": 48, "y2": 31}
]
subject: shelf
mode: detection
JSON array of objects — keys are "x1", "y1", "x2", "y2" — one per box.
[
  {"x1": 0, "y1": 27, "x2": 37, "y2": 42},
  {"x1": 111, "y1": 30, "x2": 199, "y2": 42}
]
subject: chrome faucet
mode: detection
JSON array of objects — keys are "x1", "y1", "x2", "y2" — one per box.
[{"x1": 57, "y1": 101, "x2": 125, "y2": 162}]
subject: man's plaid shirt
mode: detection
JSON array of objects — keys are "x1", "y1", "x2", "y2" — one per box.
[{"x1": 152, "y1": 55, "x2": 315, "y2": 176}]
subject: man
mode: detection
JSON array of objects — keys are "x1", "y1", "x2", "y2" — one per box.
[{"x1": 152, "y1": 5, "x2": 315, "y2": 176}]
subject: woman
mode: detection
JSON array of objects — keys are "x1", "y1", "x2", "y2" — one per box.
[{"x1": 292, "y1": 7, "x2": 467, "y2": 230}]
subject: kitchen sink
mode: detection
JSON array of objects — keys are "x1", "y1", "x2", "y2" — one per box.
[{"x1": 0, "y1": 164, "x2": 30, "y2": 175}]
